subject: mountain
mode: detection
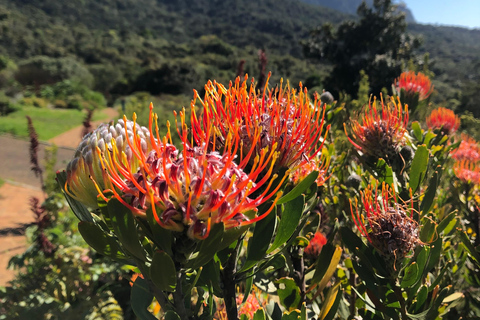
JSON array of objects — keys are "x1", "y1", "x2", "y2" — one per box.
[
  {"x1": 0, "y1": 0, "x2": 477, "y2": 102},
  {"x1": 299, "y1": 0, "x2": 416, "y2": 22}
]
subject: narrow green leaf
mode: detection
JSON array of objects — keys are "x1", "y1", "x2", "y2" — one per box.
[
  {"x1": 414, "y1": 285, "x2": 429, "y2": 313},
  {"x1": 310, "y1": 243, "x2": 335, "y2": 284},
  {"x1": 419, "y1": 219, "x2": 437, "y2": 244},
  {"x1": 268, "y1": 195, "x2": 305, "y2": 253},
  {"x1": 318, "y1": 282, "x2": 341, "y2": 320},
  {"x1": 240, "y1": 207, "x2": 277, "y2": 272},
  {"x1": 57, "y1": 171, "x2": 93, "y2": 222},
  {"x1": 276, "y1": 277, "x2": 301, "y2": 311},
  {"x1": 150, "y1": 251, "x2": 177, "y2": 292},
  {"x1": 312, "y1": 246, "x2": 342, "y2": 293},
  {"x1": 146, "y1": 207, "x2": 173, "y2": 256},
  {"x1": 78, "y1": 221, "x2": 127, "y2": 260},
  {"x1": 409, "y1": 145, "x2": 429, "y2": 193},
  {"x1": 411, "y1": 121, "x2": 423, "y2": 141},
  {"x1": 401, "y1": 262, "x2": 418, "y2": 288},
  {"x1": 420, "y1": 166, "x2": 442, "y2": 214},
  {"x1": 131, "y1": 277, "x2": 157, "y2": 320},
  {"x1": 459, "y1": 230, "x2": 480, "y2": 264},
  {"x1": 437, "y1": 212, "x2": 457, "y2": 234},
  {"x1": 277, "y1": 171, "x2": 318, "y2": 204},
  {"x1": 425, "y1": 237, "x2": 442, "y2": 273},
  {"x1": 107, "y1": 198, "x2": 147, "y2": 261},
  {"x1": 164, "y1": 311, "x2": 181, "y2": 320}
]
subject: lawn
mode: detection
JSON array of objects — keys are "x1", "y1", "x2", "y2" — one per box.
[{"x1": 0, "y1": 107, "x2": 109, "y2": 141}]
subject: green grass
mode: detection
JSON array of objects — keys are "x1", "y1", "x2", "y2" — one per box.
[
  {"x1": 0, "y1": 177, "x2": 4, "y2": 188},
  {"x1": 0, "y1": 106, "x2": 109, "y2": 141}
]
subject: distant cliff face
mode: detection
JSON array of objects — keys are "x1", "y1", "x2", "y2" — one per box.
[{"x1": 300, "y1": 0, "x2": 416, "y2": 23}]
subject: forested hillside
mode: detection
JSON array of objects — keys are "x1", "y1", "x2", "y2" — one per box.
[{"x1": 0, "y1": 0, "x2": 478, "y2": 108}]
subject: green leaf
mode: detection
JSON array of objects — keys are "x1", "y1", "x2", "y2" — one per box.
[
  {"x1": 131, "y1": 277, "x2": 157, "y2": 320},
  {"x1": 420, "y1": 166, "x2": 442, "y2": 214},
  {"x1": 253, "y1": 309, "x2": 266, "y2": 320},
  {"x1": 107, "y1": 198, "x2": 147, "y2": 261},
  {"x1": 78, "y1": 221, "x2": 127, "y2": 260},
  {"x1": 423, "y1": 132, "x2": 436, "y2": 148},
  {"x1": 276, "y1": 277, "x2": 301, "y2": 311},
  {"x1": 419, "y1": 218, "x2": 437, "y2": 244},
  {"x1": 240, "y1": 207, "x2": 277, "y2": 272},
  {"x1": 437, "y1": 211, "x2": 457, "y2": 235},
  {"x1": 281, "y1": 310, "x2": 300, "y2": 320},
  {"x1": 164, "y1": 311, "x2": 181, "y2": 320},
  {"x1": 459, "y1": 230, "x2": 480, "y2": 264},
  {"x1": 401, "y1": 262, "x2": 418, "y2": 288},
  {"x1": 375, "y1": 159, "x2": 394, "y2": 185},
  {"x1": 414, "y1": 285, "x2": 429, "y2": 312},
  {"x1": 312, "y1": 246, "x2": 342, "y2": 293},
  {"x1": 146, "y1": 207, "x2": 173, "y2": 256},
  {"x1": 277, "y1": 171, "x2": 318, "y2": 204},
  {"x1": 268, "y1": 195, "x2": 305, "y2": 253},
  {"x1": 310, "y1": 243, "x2": 335, "y2": 284},
  {"x1": 189, "y1": 223, "x2": 224, "y2": 269},
  {"x1": 318, "y1": 282, "x2": 342, "y2": 320},
  {"x1": 411, "y1": 121, "x2": 423, "y2": 141},
  {"x1": 425, "y1": 236, "x2": 442, "y2": 273},
  {"x1": 56, "y1": 171, "x2": 93, "y2": 222},
  {"x1": 409, "y1": 145, "x2": 429, "y2": 193},
  {"x1": 150, "y1": 251, "x2": 177, "y2": 292}
]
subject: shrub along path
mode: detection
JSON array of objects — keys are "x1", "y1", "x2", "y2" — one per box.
[{"x1": 0, "y1": 107, "x2": 118, "y2": 286}]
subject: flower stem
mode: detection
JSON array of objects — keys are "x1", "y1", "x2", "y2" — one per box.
[{"x1": 221, "y1": 240, "x2": 242, "y2": 320}]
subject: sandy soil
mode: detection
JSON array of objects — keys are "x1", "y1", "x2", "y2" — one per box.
[{"x1": 0, "y1": 183, "x2": 44, "y2": 286}]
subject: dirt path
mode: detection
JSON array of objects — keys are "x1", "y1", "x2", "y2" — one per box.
[
  {"x1": 49, "y1": 107, "x2": 118, "y2": 148},
  {"x1": 0, "y1": 107, "x2": 118, "y2": 286}
]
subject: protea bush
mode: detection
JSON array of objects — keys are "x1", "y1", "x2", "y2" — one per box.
[{"x1": 54, "y1": 72, "x2": 478, "y2": 320}]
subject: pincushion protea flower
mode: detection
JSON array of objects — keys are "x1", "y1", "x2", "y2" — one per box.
[
  {"x1": 289, "y1": 153, "x2": 330, "y2": 187},
  {"x1": 65, "y1": 118, "x2": 153, "y2": 208},
  {"x1": 188, "y1": 75, "x2": 330, "y2": 174},
  {"x1": 344, "y1": 96, "x2": 409, "y2": 168},
  {"x1": 304, "y1": 231, "x2": 327, "y2": 259},
  {"x1": 453, "y1": 160, "x2": 480, "y2": 184},
  {"x1": 426, "y1": 107, "x2": 460, "y2": 135},
  {"x1": 395, "y1": 71, "x2": 433, "y2": 101},
  {"x1": 350, "y1": 183, "x2": 420, "y2": 264},
  {"x1": 452, "y1": 134, "x2": 480, "y2": 162},
  {"x1": 65, "y1": 104, "x2": 284, "y2": 239}
]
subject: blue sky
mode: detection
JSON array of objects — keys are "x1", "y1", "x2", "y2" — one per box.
[{"x1": 401, "y1": 0, "x2": 480, "y2": 28}]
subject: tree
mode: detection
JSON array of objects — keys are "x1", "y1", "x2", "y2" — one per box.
[{"x1": 303, "y1": 0, "x2": 421, "y2": 97}]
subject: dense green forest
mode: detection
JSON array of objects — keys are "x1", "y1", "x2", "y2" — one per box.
[{"x1": 0, "y1": 0, "x2": 479, "y2": 119}]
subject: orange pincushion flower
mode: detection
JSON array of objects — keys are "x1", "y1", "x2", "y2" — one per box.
[
  {"x1": 426, "y1": 107, "x2": 460, "y2": 135},
  {"x1": 451, "y1": 134, "x2": 480, "y2": 162},
  {"x1": 454, "y1": 160, "x2": 480, "y2": 184},
  {"x1": 65, "y1": 104, "x2": 286, "y2": 239},
  {"x1": 345, "y1": 96, "x2": 409, "y2": 167},
  {"x1": 189, "y1": 75, "x2": 330, "y2": 174},
  {"x1": 304, "y1": 231, "x2": 327, "y2": 259},
  {"x1": 395, "y1": 71, "x2": 433, "y2": 101},
  {"x1": 350, "y1": 183, "x2": 420, "y2": 262}
]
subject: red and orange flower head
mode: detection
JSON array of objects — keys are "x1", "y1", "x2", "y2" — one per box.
[
  {"x1": 304, "y1": 231, "x2": 327, "y2": 260},
  {"x1": 188, "y1": 75, "x2": 330, "y2": 175},
  {"x1": 453, "y1": 160, "x2": 480, "y2": 185},
  {"x1": 426, "y1": 107, "x2": 460, "y2": 135},
  {"x1": 451, "y1": 134, "x2": 480, "y2": 162},
  {"x1": 350, "y1": 183, "x2": 420, "y2": 263},
  {"x1": 65, "y1": 104, "x2": 284, "y2": 239},
  {"x1": 395, "y1": 71, "x2": 433, "y2": 101},
  {"x1": 345, "y1": 96, "x2": 409, "y2": 168}
]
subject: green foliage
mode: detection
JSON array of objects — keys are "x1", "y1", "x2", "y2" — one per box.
[{"x1": 15, "y1": 56, "x2": 94, "y2": 88}]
